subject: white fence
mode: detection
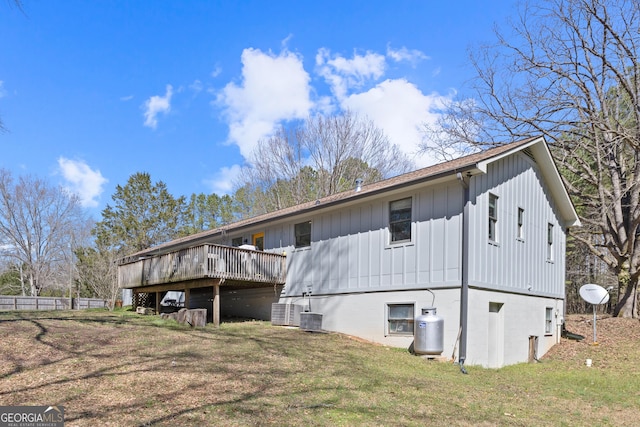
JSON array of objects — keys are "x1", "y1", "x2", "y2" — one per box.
[{"x1": 0, "y1": 295, "x2": 108, "y2": 311}]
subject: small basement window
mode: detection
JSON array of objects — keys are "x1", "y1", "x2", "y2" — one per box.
[
  {"x1": 387, "y1": 303, "x2": 414, "y2": 336},
  {"x1": 545, "y1": 307, "x2": 553, "y2": 334}
]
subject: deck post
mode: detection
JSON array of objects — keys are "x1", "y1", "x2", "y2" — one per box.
[
  {"x1": 213, "y1": 282, "x2": 220, "y2": 327},
  {"x1": 155, "y1": 291, "x2": 160, "y2": 315},
  {"x1": 184, "y1": 288, "x2": 190, "y2": 309}
]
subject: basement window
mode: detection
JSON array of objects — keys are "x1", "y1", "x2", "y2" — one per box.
[
  {"x1": 386, "y1": 303, "x2": 415, "y2": 336},
  {"x1": 545, "y1": 307, "x2": 553, "y2": 334},
  {"x1": 295, "y1": 221, "x2": 311, "y2": 248}
]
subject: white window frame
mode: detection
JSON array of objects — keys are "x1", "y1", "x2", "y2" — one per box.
[
  {"x1": 488, "y1": 193, "x2": 498, "y2": 242},
  {"x1": 386, "y1": 303, "x2": 415, "y2": 336},
  {"x1": 517, "y1": 207, "x2": 525, "y2": 240},
  {"x1": 545, "y1": 307, "x2": 553, "y2": 334},
  {"x1": 547, "y1": 223, "x2": 554, "y2": 261},
  {"x1": 389, "y1": 197, "x2": 412, "y2": 244},
  {"x1": 294, "y1": 221, "x2": 312, "y2": 248}
]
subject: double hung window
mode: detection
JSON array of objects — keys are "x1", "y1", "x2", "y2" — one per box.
[
  {"x1": 489, "y1": 194, "x2": 498, "y2": 241},
  {"x1": 390, "y1": 198, "x2": 412, "y2": 243},
  {"x1": 295, "y1": 221, "x2": 312, "y2": 248}
]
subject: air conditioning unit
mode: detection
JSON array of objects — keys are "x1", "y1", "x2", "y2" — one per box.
[
  {"x1": 300, "y1": 312, "x2": 323, "y2": 332},
  {"x1": 271, "y1": 303, "x2": 302, "y2": 326}
]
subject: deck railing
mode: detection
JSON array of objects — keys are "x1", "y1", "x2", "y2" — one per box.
[{"x1": 118, "y1": 244, "x2": 287, "y2": 288}]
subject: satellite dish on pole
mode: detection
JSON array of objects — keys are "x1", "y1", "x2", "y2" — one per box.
[
  {"x1": 579, "y1": 284, "x2": 611, "y2": 345},
  {"x1": 579, "y1": 284, "x2": 610, "y2": 305}
]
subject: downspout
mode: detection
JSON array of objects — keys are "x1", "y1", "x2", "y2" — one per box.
[{"x1": 457, "y1": 172, "x2": 470, "y2": 374}]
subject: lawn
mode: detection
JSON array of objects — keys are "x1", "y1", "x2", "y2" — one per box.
[{"x1": 0, "y1": 309, "x2": 638, "y2": 426}]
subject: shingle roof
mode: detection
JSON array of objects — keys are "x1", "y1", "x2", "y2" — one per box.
[{"x1": 125, "y1": 136, "x2": 555, "y2": 259}]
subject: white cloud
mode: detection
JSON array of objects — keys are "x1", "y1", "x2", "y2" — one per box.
[
  {"x1": 120, "y1": 95, "x2": 134, "y2": 101},
  {"x1": 214, "y1": 44, "x2": 458, "y2": 187},
  {"x1": 211, "y1": 64, "x2": 222, "y2": 78},
  {"x1": 342, "y1": 79, "x2": 452, "y2": 167},
  {"x1": 316, "y1": 48, "x2": 386, "y2": 99},
  {"x1": 386, "y1": 45, "x2": 429, "y2": 65},
  {"x1": 189, "y1": 80, "x2": 203, "y2": 94},
  {"x1": 0, "y1": 81, "x2": 6, "y2": 98},
  {"x1": 205, "y1": 164, "x2": 243, "y2": 195},
  {"x1": 217, "y1": 48, "x2": 312, "y2": 158},
  {"x1": 142, "y1": 84, "x2": 173, "y2": 129},
  {"x1": 57, "y1": 157, "x2": 108, "y2": 208}
]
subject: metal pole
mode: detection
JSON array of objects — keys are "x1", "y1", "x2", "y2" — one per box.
[
  {"x1": 593, "y1": 305, "x2": 597, "y2": 344},
  {"x1": 69, "y1": 243, "x2": 73, "y2": 310}
]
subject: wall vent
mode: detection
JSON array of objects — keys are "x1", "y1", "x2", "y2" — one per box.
[
  {"x1": 271, "y1": 303, "x2": 302, "y2": 326},
  {"x1": 300, "y1": 312, "x2": 323, "y2": 332}
]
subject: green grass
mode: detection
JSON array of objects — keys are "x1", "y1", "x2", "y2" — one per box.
[{"x1": 0, "y1": 309, "x2": 637, "y2": 426}]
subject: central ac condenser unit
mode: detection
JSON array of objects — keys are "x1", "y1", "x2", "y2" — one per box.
[
  {"x1": 271, "y1": 303, "x2": 302, "y2": 326},
  {"x1": 300, "y1": 312, "x2": 323, "y2": 332}
]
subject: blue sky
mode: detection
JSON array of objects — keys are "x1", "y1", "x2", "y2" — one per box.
[{"x1": 0, "y1": 1, "x2": 517, "y2": 217}]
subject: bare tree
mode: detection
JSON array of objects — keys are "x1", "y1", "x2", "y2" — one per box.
[
  {"x1": 0, "y1": 169, "x2": 89, "y2": 296},
  {"x1": 75, "y1": 244, "x2": 120, "y2": 310},
  {"x1": 422, "y1": 0, "x2": 640, "y2": 317},
  {"x1": 238, "y1": 111, "x2": 415, "y2": 214},
  {"x1": 241, "y1": 126, "x2": 309, "y2": 212},
  {"x1": 305, "y1": 111, "x2": 413, "y2": 196}
]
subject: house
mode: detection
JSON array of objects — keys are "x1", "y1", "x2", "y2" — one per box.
[{"x1": 118, "y1": 136, "x2": 579, "y2": 368}]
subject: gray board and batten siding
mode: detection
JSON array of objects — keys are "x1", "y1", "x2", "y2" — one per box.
[
  {"x1": 280, "y1": 180, "x2": 464, "y2": 297},
  {"x1": 467, "y1": 148, "x2": 568, "y2": 297}
]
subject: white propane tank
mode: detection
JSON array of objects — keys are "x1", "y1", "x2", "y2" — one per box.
[{"x1": 414, "y1": 307, "x2": 444, "y2": 355}]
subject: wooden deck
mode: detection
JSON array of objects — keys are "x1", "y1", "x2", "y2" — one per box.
[
  {"x1": 118, "y1": 243, "x2": 287, "y2": 289},
  {"x1": 117, "y1": 244, "x2": 287, "y2": 326}
]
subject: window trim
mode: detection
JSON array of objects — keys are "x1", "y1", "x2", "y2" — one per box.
[
  {"x1": 386, "y1": 302, "x2": 415, "y2": 336},
  {"x1": 294, "y1": 221, "x2": 312, "y2": 248},
  {"x1": 547, "y1": 223, "x2": 554, "y2": 261},
  {"x1": 252, "y1": 232, "x2": 265, "y2": 251},
  {"x1": 545, "y1": 307, "x2": 554, "y2": 335},
  {"x1": 488, "y1": 193, "x2": 498, "y2": 242},
  {"x1": 389, "y1": 197, "x2": 413, "y2": 245},
  {"x1": 517, "y1": 207, "x2": 525, "y2": 241}
]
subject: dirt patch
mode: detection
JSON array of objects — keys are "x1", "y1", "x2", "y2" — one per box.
[{"x1": 544, "y1": 314, "x2": 640, "y2": 363}]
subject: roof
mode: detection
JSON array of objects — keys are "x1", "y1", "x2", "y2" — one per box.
[{"x1": 125, "y1": 136, "x2": 579, "y2": 259}]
